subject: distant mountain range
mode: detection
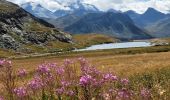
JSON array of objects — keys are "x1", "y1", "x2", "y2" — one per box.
[
  {"x1": 125, "y1": 8, "x2": 170, "y2": 28},
  {"x1": 45, "y1": 12, "x2": 152, "y2": 40},
  {"x1": 21, "y1": 1, "x2": 100, "y2": 18},
  {"x1": 17, "y1": 1, "x2": 170, "y2": 39}
]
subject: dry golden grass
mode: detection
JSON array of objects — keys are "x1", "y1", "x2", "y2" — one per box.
[{"x1": 12, "y1": 51, "x2": 170, "y2": 77}]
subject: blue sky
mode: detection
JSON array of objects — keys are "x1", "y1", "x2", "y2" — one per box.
[{"x1": 7, "y1": 0, "x2": 170, "y2": 13}]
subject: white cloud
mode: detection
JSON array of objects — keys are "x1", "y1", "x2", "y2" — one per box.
[
  {"x1": 7, "y1": 0, "x2": 170, "y2": 13},
  {"x1": 85, "y1": 0, "x2": 170, "y2": 14}
]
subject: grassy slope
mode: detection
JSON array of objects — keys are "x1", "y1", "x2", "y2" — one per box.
[
  {"x1": 72, "y1": 34, "x2": 119, "y2": 48},
  {"x1": 0, "y1": 3, "x2": 19, "y2": 12}
]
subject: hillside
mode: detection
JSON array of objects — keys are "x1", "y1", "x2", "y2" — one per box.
[
  {"x1": 63, "y1": 12, "x2": 152, "y2": 40},
  {"x1": 44, "y1": 13, "x2": 82, "y2": 29},
  {"x1": 0, "y1": 0, "x2": 72, "y2": 50},
  {"x1": 146, "y1": 18, "x2": 170, "y2": 37}
]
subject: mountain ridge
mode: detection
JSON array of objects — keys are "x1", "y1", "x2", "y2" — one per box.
[
  {"x1": 62, "y1": 12, "x2": 152, "y2": 39},
  {"x1": 21, "y1": 1, "x2": 100, "y2": 18},
  {"x1": 126, "y1": 7, "x2": 170, "y2": 28}
]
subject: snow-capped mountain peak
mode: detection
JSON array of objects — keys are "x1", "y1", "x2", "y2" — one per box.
[
  {"x1": 21, "y1": 2, "x2": 38, "y2": 10},
  {"x1": 20, "y1": 0, "x2": 99, "y2": 18},
  {"x1": 21, "y1": 2, "x2": 56, "y2": 18}
]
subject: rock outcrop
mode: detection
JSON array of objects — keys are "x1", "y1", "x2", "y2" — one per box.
[{"x1": 0, "y1": 0, "x2": 72, "y2": 50}]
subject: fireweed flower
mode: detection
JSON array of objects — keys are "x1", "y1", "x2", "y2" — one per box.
[
  {"x1": 116, "y1": 88, "x2": 132, "y2": 100},
  {"x1": 0, "y1": 59, "x2": 11, "y2": 66},
  {"x1": 48, "y1": 63, "x2": 57, "y2": 69},
  {"x1": 64, "y1": 59, "x2": 73, "y2": 66},
  {"x1": 92, "y1": 79, "x2": 103, "y2": 87},
  {"x1": 37, "y1": 64, "x2": 50, "y2": 74},
  {"x1": 140, "y1": 88, "x2": 151, "y2": 99},
  {"x1": 103, "y1": 73, "x2": 118, "y2": 81},
  {"x1": 0, "y1": 59, "x2": 5, "y2": 66},
  {"x1": 45, "y1": 73, "x2": 54, "y2": 83},
  {"x1": 81, "y1": 64, "x2": 100, "y2": 76},
  {"x1": 121, "y1": 78, "x2": 129, "y2": 85},
  {"x1": 56, "y1": 67, "x2": 65, "y2": 75},
  {"x1": 0, "y1": 96, "x2": 4, "y2": 100},
  {"x1": 14, "y1": 87, "x2": 27, "y2": 98},
  {"x1": 56, "y1": 87, "x2": 65, "y2": 95},
  {"x1": 27, "y1": 76, "x2": 43, "y2": 90},
  {"x1": 78, "y1": 57, "x2": 88, "y2": 66},
  {"x1": 90, "y1": 67, "x2": 101, "y2": 75},
  {"x1": 66, "y1": 90, "x2": 75, "y2": 96},
  {"x1": 17, "y1": 69, "x2": 27, "y2": 77},
  {"x1": 109, "y1": 89, "x2": 117, "y2": 94},
  {"x1": 80, "y1": 75, "x2": 93, "y2": 86}
]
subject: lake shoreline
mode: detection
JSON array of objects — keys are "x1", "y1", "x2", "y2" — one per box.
[{"x1": 74, "y1": 41, "x2": 155, "y2": 51}]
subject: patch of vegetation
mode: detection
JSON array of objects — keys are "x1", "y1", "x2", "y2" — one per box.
[
  {"x1": 130, "y1": 67, "x2": 170, "y2": 99},
  {"x1": 24, "y1": 21, "x2": 52, "y2": 33},
  {"x1": 46, "y1": 41, "x2": 74, "y2": 52},
  {"x1": 22, "y1": 44, "x2": 46, "y2": 54},
  {"x1": 0, "y1": 3, "x2": 18, "y2": 12},
  {"x1": 73, "y1": 34, "x2": 119, "y2": 49},
  {"x1": 0, "y1": 58, "x2": 170, "y2": 99}
]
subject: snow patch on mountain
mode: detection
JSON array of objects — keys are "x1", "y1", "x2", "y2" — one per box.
[{"x1": 21, "y1": 0, "x2": 99, "y2": 18}]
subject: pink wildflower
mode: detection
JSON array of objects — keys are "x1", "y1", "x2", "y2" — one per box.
[
  {"x1": 0, "y1": 59, "x2": 11, "y2": 66},
  {"x1": 37, "y1": 64, "x2": 50, "y2": 74},
  {"x1": 64, "y1": 59, "x2": 73, "y2": 66},
  {"x1": 14, "y1": 87, "x2": 27, "y2": 98},
  {"x1": 80, "y1": 75, "x2": 93, "y2": 86},
  {"x1": 66, "y1": 90, "x2": 75, "y2": 96},
  {"x1": 103, "y1": 73, "x2": 118, "y2": 81},
  {"x1": 56, "y1": 67, "x2": 65, "y2": 75},
  {"x1": 121, "y1": 78, "x2": 129, "y2": 85},
  {"x1": 56, "y1": 87, "x2": 65, "y2": 95},
  {"x1": 27, "y1": 76, "x2": 43, "y2": 90},
  {"x1": 116, "y1": 88, "x2": 132, "y2": 100},
  {"x1": 0, "y1": 96, "x2": 4, "y2": 100},
  {"x1": 17, "y1": 69, "x2": 27, "y2": 77},
  {"x1": 140, "y1": 88, "x2": 151, "y2": 100}
]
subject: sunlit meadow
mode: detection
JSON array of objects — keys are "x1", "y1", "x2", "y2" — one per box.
[{"x1": 0, "y1": 57, "x2": 169, "y2": 100}]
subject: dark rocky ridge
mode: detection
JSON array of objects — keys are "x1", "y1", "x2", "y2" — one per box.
[
  {"x1": 63, "y1": 12, "x2": 152, "y2": 40},
  {"x1": 0, "y1": 0, "x2": 72, "y2": 50}
]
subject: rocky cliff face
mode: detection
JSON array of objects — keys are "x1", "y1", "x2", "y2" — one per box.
[{"x1": 0, "y1": 0, "x2": 72, "y2": 50}]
